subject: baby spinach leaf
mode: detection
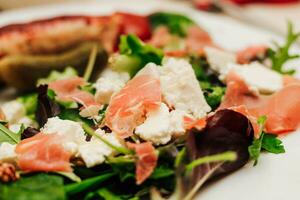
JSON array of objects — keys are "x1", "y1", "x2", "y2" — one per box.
[
  {"x1": 0, "y1": 173, "x2": 66, "y2": 200},
  {"x1": 149, "y1": 12, "x2": 195, "y2": 37}
]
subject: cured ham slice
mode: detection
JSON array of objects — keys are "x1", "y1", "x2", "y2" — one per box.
[
  {"x1": 127, "y1": 142, "x2": 158, "y2": 185},
  {"x1": 16, "y1": 133, "x2": 71, "y2": 172},
  {"x1": 105, "y1": 73, "x2": 161, "y2": 138},
  {"x1": 220, "y1": 72, "x2": 300, "y2": 136}
]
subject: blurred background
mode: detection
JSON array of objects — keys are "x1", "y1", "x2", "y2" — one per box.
[
  {"x1": 0, "y1": 0, "x2": 299, "y2": 38},
  {"x1": 0, "y1": 0, "x2": 300, "y2": 34}
]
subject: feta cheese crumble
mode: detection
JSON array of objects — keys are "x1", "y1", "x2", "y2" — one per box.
[
  {"x1": 169, "y1": 109, "x2": 186, "y2": 137},
  {"x1": 78, "y1": 129, "x2": 123, "y2": 167},
  {"x1": 42, "y1": 117, "x2": 123, "y2": 167},
  {"x1": 1, "y1": 100, "x2": 26, "y2": 124},
  {"x1": 94, "y1": 69, "x2": 130, "y2": 104},
  {"x1": 204, "y1": 47, "x2": 237, "y2": 80},
  {"x1": 159, "y1": 58, "x2": 211, "y2": 118},
  {"x1": 42, "y1": 117, "x2": 86, "y2": 146},
  {"x1": 135, "y1": 103, "x2": 187, "y2": 145},
  {"x1": 135, "y1": 103, "x2": 171, "y2": 145},
  {"x1": 0, "y1": 142, "x2": 16, "y2": 162},
  {"x1": 229, "y1": 62, "x2": 283, "y2": 94}
]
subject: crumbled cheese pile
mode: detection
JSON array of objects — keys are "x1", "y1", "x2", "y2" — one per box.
[
  {"x1": 42, "y1": 117, "x2": 123, "y2": 167},
  {"x1": 134, "y1": 58, "x2": 211, "y2": 145}
]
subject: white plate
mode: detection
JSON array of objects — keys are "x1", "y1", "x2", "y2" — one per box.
[{"x1": 0, "y1": 1, "x2": 300, "y2": 199}]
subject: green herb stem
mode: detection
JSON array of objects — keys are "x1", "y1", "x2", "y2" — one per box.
[
  {"x1": 84, "y1": 44, "x2": 98, "y2": 81},
  {"x1": 64, "y1": 172, "x2": 115, "y2": 196},
  {"x1": 185, "y1": 151, "x2": 237, "y2": 172}
]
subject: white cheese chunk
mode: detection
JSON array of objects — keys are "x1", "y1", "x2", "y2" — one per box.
[
  {"x1": 94, "y1": 69, "x2": 130, "y2": 104},
  {"x1": 9, "y1": 116, "x2": 36, "y2": 133},
  {"x1": 1, "y1": 100, "x2": 26, "y2": 124},
  {"x1": 135, "y1": 103, "x2": 172, "y2": 145},
  {"x1": 42, "y1": 117, "x2": 86, "y2": 154},
  {"x1": 0, "y1": 142, "x2": 16, "y2": 162},
  {"x1": 135, "y1": 102, "x2": 188, "y2": 145},
  {"x1": 204, "y1": 47, "x2": 237, "y2": 80},
  {"x1": 136, "y1": 62, "x2": 160, "y2": 77},
  {"x1": 169, "y1": 109, "x2": 186, "y2": 137},
  {"x1": 229, "y1": 62, "x2": 283, "y2": 94},
  {"x1": 159, "y1": 58, "x2": 211, "y2": 118},
  {"x1": 79, "y1": 129, "x2": 123, "y2": 167},
  {"x1": 42, "y1": 117, "x2": 123, "y2": 167}
]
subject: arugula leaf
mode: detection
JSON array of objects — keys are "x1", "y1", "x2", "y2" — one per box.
[
  {"x1": 248, "y1": 116, "x2": 285, "y2": 166},
  {"x1": 0, "y1": 174, "x2": 66, "y2": 200},
  {"x1": 149, "y1": 12, "x2": 195, "y2": 37},
  {"x1": 248, "y1": 116, "x2": 267, "y2": 165},
  {"x1": 248, "y1": 134, "x2": 264, "y2": 166},
  {"x1": 37, "y1": 67, "x2": 77, "y2": 85},
  {"x1": 0, "y1": 123, "x2": 20, "y2": 144},
  {"x1": 111, "y1": 34, "x2": 163, "y2": 76},
  {"x1": 267, "y1": 22, "x2": 300, "y2": 75},
  {"x1": 262, "y1": 134, "x2": 285, "y2": 154},
  {"x1": 64, "y1": 171, "x2": 116, "y2": 196}
]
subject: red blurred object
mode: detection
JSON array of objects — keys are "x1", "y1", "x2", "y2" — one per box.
[
  {"x1": 195, "y1": 0, "x2": 300, "y2": 10},
  {"x1": 113, "y1": 12, "x2": 151, "y2": 41},
  {"x1": 230, "y1": 0, "x2": 300, "y2": 4}
]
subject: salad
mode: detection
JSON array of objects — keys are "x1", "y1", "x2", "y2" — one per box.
[{"x1": 0, "y1": 11, "x2": 299, "y2": 200}]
